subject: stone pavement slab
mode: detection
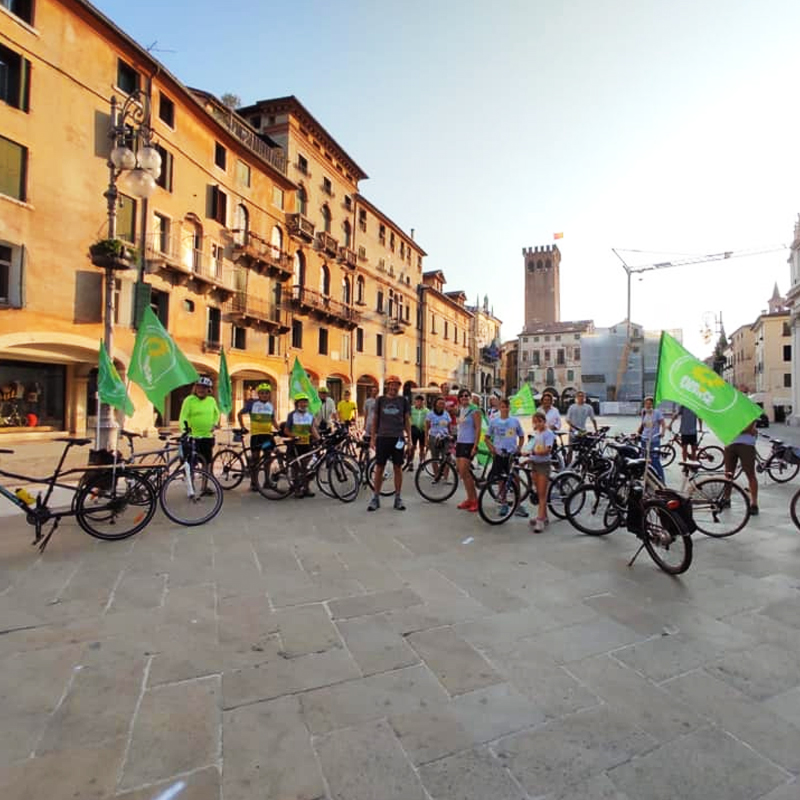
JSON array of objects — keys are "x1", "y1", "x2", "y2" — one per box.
[{"x1": 2, "y1": 423, "x2": 800, "y2": 799}]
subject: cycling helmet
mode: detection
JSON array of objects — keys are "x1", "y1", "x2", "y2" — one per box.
[
  {"x1": 196, "y1": 376, "x2": 213, "y2": 388},
  {"x1": 294, "y1": 392, "x2": 309, "y2": 402},
  {"x1": 256, "y1": 382, "x2": 272, "y2": 392}
]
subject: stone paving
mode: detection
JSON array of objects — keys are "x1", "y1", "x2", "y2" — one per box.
[{"x1": 0, "y1": 425, "x2": 800, "y2": 799}]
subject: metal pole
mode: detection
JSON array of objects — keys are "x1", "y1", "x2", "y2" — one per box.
[{"x1": 98, "y1": 96, "x2": 120, "y2": 453}]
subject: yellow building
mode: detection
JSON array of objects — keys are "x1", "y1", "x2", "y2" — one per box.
[
  {"x1": 0, "y1": 0, "x2": 425, "y2": 436},
  {"x1": 418, "y1": 271, "x2": 472, "y2": 389},
  {"x1": 751, "y1": 286, "x2": 792, "y2": 422}
]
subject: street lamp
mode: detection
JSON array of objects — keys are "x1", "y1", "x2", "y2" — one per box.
[{"x1": 96, "y1": 91, "x2": 160, "y2": 452}]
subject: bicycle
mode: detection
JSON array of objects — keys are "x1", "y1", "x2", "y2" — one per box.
[
  {"x1": 209, "y1": 428, "x2": 252, "y2": 490},
  {"x1": 414, "y1": 437, "x2": 493, "y2": 503},
  {"x1": 0, "y1": 438, "x2": 157, "y2": 551},
  {"x1": 115, "y1": 428, "x2": 222, "y2": 526},
  {"x1": 660, "y1": 430, "x2": 725, "y2": 471},
  {"x1": 564, "y1": 442, "x2": 695, "y2": 574},
  {"x1": 730, "y1": 433, "x2": 800, "y2": 484},
  {"x1": 0, "y1": 398, "x2": 28, "y2": 428}
]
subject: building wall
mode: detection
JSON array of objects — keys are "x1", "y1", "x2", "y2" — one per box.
[
  {"x1": 466, "y1": 302, "x2": 502, "y2": 399},
  {"x1": 0, "y1": 0, "x2": 428, "y2": 435},
  {"x1": 517, "y1": 324, "x2": 589, "y2": 405},
  {"x1": 752, "y1": 313, "x2": 792, "y2": 421},
  {"x1": 728, "y1": 324, "x2": 755, "y2": 394},
  {"x1": 786, "y1": 217, "x2": 800, "y2": 425}
]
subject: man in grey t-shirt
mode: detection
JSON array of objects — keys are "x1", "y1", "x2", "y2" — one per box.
[
  {"x1": 566, "y1": 391, "x2": 597, "y2": 442},
  {"x1": 367, "y1": 375, "x2": 411, "y2": 512},
  {"x1": 670, "y1": 404, "x2": 702, "y2": 461}
]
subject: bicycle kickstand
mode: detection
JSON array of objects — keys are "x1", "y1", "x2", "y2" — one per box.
[
  {"x1": 627, "y1": 542, "x2": 646, "y2": 568},
  {"x1": 33, "y1": 519, "x2": 60, "y2": 554}
]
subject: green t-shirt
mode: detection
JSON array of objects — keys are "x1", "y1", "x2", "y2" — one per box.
[
  {"x1": 411, "y1": 407, "x2": 428, "y2": 431},
  {"x1": 179, "y1": 394, "x2": 220, "y2": 438}
]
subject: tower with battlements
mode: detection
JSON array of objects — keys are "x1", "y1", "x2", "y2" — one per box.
[{"x1": 523, "y1": 245, "x2": 561, "y2": 330}]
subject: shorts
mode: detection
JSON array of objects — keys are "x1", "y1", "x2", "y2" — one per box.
[
  {"x1": 680, "y1": 433, "x2": 698, "y2": 446},
  {"x1": 429, "y1": 436, "x2": 448, "y2": 460},
  {"x1": 375, "y1": 436, "x2": 405, "y2": 467},
  {"x1": 489, "y1": 453, "x2": 511, "y2": 479},
  {"x1": 455, "y1": 442, "x2": 475, "y2": 460},
  {"x1": 193, "y1": 437, "x2": 214, "y2": 466},
  {"x1": 725, "y1": 443, "x2": 755, "y2": 477},
  {"x1": 529, "y1": 461, "x2": 551, "y2": 477},
  {"x1": 250, "y1": 433, "x2": 274, "y2": 460},
  {"x1": 411, "y1": 427, "x2": 425, "y2": 446}
]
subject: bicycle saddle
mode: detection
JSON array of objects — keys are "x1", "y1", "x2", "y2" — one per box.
[
  {"x1": 55, "y1": 437, "x2": 92, "y2": 446},
  {"x1": 120, "y1": 429, "x2": 141, "y2": 439}
]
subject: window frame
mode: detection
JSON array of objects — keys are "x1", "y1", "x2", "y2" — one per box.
[
  {"x1": 116, "y1": 58, "x2": 140, "y2": 96},
  {"x1": 158, "y1": 91, "x2": 175, "y2": 128},
  {"x1": 214, "y1": 141, "x2": 227, "y2": 170},
  {"x1": 0, "y1": 135, "x2": 27, "y2": 201},
  {"x1": 0, "y1": 43, "x2": 30, "y2": 112}
]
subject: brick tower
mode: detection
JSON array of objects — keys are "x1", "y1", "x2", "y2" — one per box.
[{"x1": 523, "y1": 245, "x2": 561, "y2": 329}]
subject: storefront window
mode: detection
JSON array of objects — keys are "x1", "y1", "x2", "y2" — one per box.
[{"x1": 0, "y1": 361, "x2": 65, "y2": 430}]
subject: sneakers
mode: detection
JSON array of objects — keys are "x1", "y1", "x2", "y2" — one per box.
[
  {"x1": 304, "y1": 490, "x2": 315, "y2": 498},
  {"x1": 394, "y1": 495, "x2": 406, "y2": 511},
  {"x1": 466, "y1": 500, "x2": 478, "y2": 513},
  {"x1": 499, "y1": 504, "x2": 509, "y2": 516},
  {"x1": 367, "y1": 495, "x2": 380, "y2": 512},
  {"x1": 749, "y1": 505, "x2": 759, "y2": 516},
  {"x1": 514, "y1": 506, "x2": 530, "y2": 518},
  {"x1": 532, "y1": 518, "x2": 545, "y2": 533},
  {"x1": 457, "y1": 499, "x2": 473, "y2": 509}
]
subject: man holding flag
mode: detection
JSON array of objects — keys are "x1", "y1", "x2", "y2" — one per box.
[{"x1": 654, "y1": 331, "x2": 762, "y2": 511}]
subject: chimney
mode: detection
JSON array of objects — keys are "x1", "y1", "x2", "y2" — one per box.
[{"x1": 410, "y1": 228, "x2": 415, "y2": 240}]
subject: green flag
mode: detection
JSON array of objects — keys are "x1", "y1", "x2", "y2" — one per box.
[
  {"x1": 218, "y1": 347, "x2": 232, "y2": 415},
  {"x1": 509, "y1": 383, "x2": 536, "y2": 416},
  {"x1": 289, "y1": 357, "x2": 321, "y2": 414},
  {"x1": 97, "y1": 340, "x2": 134, "y2": 417},
  {"x1": 654, "y1": 331, "x2": 761, "y2": 445},
  {"x1": 128, "y1": 307, "x2": 199, "y2": 416}
]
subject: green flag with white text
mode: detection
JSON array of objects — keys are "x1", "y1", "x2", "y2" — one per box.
[
  {"x1": 289, "y1": 357, "x2": 321, "y2": 414},
  {"x1": 97, "y1": 340, "x2": 134, "y2": 417},
  {"x1": 654, "y1": 331, "x2": 761, "y2": 445},
  {"x1": 128, "y1": 307, "x2": 199, "y2": 416},
  {"x1": 509, "y1": 383, "x2": 536, "y2": 416},
  {"x1": 218, "y1": 347, "x2": 232, "y2": 415}
]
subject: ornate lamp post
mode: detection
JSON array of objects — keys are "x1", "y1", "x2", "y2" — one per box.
[{"x1": 95, "y1": 91, "x2": 161, "y2": 451}]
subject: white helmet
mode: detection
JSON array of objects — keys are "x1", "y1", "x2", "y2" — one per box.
[{"x1": 196, "y1": 376, "x2": 213, "y2": 388}]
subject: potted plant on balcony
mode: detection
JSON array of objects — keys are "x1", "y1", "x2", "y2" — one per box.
[{"x1": 89, "y1": 238, "x2": 137, "y2": 270}]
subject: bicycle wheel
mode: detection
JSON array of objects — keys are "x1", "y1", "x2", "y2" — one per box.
[
  {"x1": 547, "y1": 471, "x2": 583, "y2": 519},
  {"x1": 366, "y1": 456, "x2": 396, "y2": 497},
  {"x1": 315, "y1": 453, "x2": 338, "y2": 498},
  {"x1": 75, "y1": 469, "x2": 157, "y2": 541},
  {"x1": 766, "y1": 454, "x2": 800, "y2": 483},
  {"x1": 210, "y1": 448, "x2": 247, "y2": 490},
  {"x1": 415, "y1": 457, "x2": 459, "y2": 502},
  {"x1": 641, "y1": 502, "x2": 693, "y2": 575},
  {"x1": 691, "y1": 477, "x2": 750, "y2": 537},
  {"x1": 478, "y1": 479, "x2": 519, "y2": 525},
  {"x1": 697, "y1": 445, "x2": 724, "y2": 471},
  {"x1": 472, "y1": 457, "x2": 493, "y2": 489},
  {"x1": 255, "y1": 451, "x2": 293, "y2": 500},
  {"x1": 328, "y1": 458, "x2": 361, "y2": 503},
  {"x1": 564, "y1": 485, "x2": 619, "y2": 536},
  {"x1": 160, "y1": 466, "x2": 223, "y2": 526},
  {"x1": 790, "y1": 488, "x2": 800, "y2": 530},
  {"x1": 659, "y1": 443, "x2": 676, "y2": 468}
]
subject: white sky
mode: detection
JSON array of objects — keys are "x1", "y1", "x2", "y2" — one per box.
[{"x1": 97, "y1": 0, "x2": 800, "y2": 357}]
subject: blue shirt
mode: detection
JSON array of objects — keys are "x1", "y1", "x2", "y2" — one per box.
[
  {"x1": 487, "y1": 416, "x2": 523, "y2": 454},
  {"x1": 640, "y1": 409, "x2": 663, "y2": 441},
  {"x1": 426, "y1": 409, "x2": 451, "y2": 439},
  {"x1": 457, "y1": 405, "x2": 481, "y2": 444},
  {"x1": 525, "y1": 429, "x2": 555, "y2": 463}
]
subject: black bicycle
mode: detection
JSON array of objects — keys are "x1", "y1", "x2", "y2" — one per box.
[{"x1": 0, "y1": 438, "x2": 157, "y2": 551}]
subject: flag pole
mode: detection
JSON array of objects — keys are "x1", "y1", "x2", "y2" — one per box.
[{"x1": 644, "y1": 332, "x2": 667, "y2": 491}]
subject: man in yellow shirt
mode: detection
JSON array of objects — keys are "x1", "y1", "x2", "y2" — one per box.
[{"x1": 337, "y1": 389, "x2": 357, "y2": 426}]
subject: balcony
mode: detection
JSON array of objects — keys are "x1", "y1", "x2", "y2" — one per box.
[
  {"x1": 231, "y1": 231, "x2": 293, "y2": 281},
  {"x1": 144, "y1": 232, "x2": 192, "y2": 283},
  {"x1": 337, "y1": 246, "x2": 357, "y2": 269},
  {"x1": 202, "y1": 339, "x2": 222, "y2": 354},
  {"x1": 187, "y1": 251, "x2": 236, "y2": 301},
  {"x1": 288, "y1": 285, "x2": 360, "y2": 330},
  {"x1": 316, "y1": 231, "x2": 339, "y2": 257},
  {"x1": 225, "y1": 294, "x2": 290, "y2": 333},
  {"x1": 209, "y1": 106, "x2": 287, "y2": 174},
  {"x1": 286, "y1": 213, "x2": 315, "y2": 243}
]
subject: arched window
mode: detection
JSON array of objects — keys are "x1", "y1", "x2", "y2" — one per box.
[
  {"x1": 271, "y1": 225, "x2": 283, "y2": 260},
  {"x1": 293, "y1": 251, "x2": 305, "y2": 287},
  {"x1": 342, "y1": 220, "x2": 352, "y2": 248},
  {"x1": 342, "y1": 276, "x2": 351, "y2": 304},
  {"x1": 321, "y1": 205, "x2": 332, "y2": 234},
  {"x1": 234, "y1": 204, "x2": 248, "y2": 246},
  {"x1": 320, "y1": 263, "x2": 331, "y2": 296},
  {"x1": 297, "y1": 185, "x2": 307, "y2": 216},
  {"x1": 356, "y1": 275, "x2": 365, "y2": 304}
]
